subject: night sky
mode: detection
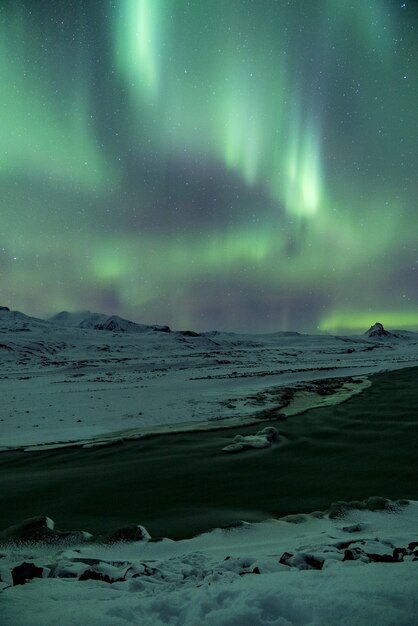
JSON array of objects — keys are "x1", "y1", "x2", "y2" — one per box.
[{"x1": 1, "y1": 0, "x2": 417, "y2": 333}]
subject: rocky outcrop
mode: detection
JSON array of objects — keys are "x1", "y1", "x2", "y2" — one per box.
[
  {"x1": 93, "y1": 524, "x2": 151, "y2": 544},
  {"x1": 365, "y1": 322, "x2": 392, "y2": 339},
  {"x1": 0, "y1": 517, "x2": 151, "y2": 546}
]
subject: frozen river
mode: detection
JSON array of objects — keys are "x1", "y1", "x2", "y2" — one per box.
[{"x1": 1, "y1": 366, "x2": 417, "y2": 540}]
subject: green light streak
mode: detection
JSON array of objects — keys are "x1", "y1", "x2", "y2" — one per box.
[
  {"x1": 319, "y1": 311, "x2": 418, "y2": 334},
  {"x1": 1, "y1": 1, "x2": 416, "y2": 332},
  {"x1": 0, "y1": 9, "x2": 114, "y2": 192},
  {"x1": 92, "y1": 227, "x2": 275, "y2": 285},
  {"x1": 115, "y1": 1, "x2": 324, "y2": 219},
  {"x1": 93, "y1": 248, "x2": 131, "y2": 282},
  {"x1": 115, "y1": 0, "x2": 166, "y2": 103},
  {"x1": 281, "y1": 117, "x2": 322, "y2": 218}
]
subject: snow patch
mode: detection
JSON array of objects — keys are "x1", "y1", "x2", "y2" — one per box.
[
  {"x1": 1, "y1": 501, "x2": 417, "y2": 626},
  {"x1": 222, "y1": 426, "x2": 280, "y2": 452}
]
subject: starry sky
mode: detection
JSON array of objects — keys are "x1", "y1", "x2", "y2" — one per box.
[{"x1": 0, "y1": 0, "x2": 417, "y2": 333}]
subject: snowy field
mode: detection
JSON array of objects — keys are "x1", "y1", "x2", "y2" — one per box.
[
  {"x1": 0, "y1": 307, "x2": 417, "y2": 451},
  {"x1": 1, "y1": 307, "x2": 418, "y2": 625},
  {"x1": 1, "y1": 500, "x2": 418, "y2": 625}
]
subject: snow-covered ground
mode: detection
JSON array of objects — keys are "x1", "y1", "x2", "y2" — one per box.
[
  {"x1": 1, "y1": 308, "x2": 418, "y2": 625},
  {"x1": 0, "y1": 308, "x2": 417, "y2": 451},
  {"x1": 1, "y1": 499, "x2": 417, "y2": 625}
]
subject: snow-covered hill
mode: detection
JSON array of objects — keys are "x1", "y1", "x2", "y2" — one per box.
[
  {"x1": 1, "y1": 307, "x2": 418, "y2": 625},
  {"x1": 0, "y1": 306, "x2": 50, "y2": 332},
  {"x1": 364, "y1": 321, "x2": 413, "y2": 341},
  {"x1": 48, "y1": 310, "x2": 171, "y2": 333},
  {"x1": 0, "y1": 306, "x2": 417, "y2": 450}
]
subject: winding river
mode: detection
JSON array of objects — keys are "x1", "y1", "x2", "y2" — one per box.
[{"x1": 0, "y1": 366, "x2": 417, "y2": 540}]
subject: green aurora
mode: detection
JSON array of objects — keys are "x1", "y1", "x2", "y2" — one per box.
[{"x1": 0, "y1": 0, "x2": 417, "y2": 333}]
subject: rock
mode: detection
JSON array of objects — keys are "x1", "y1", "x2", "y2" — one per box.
[
  {"x1": 78, "y1": 568, "x2": 115, "y2": 584},
  {"x1": 279, "y1": 552, "x2": 293, "y2": 566},
  {"x1": 258, "y1": 426, "x2": 279, "y2": 442},
  {"x1": 0, "y1": 516, "x2": 91, "y2": 545},
  {"x1": 341, "y1": 523, "x2": 366, "y2": 533},
  {"x1": 221, "y1": 521, "x2": 250, "y2": 531},
  {"x1": 239, "y1": 567, "x2": 261, "y2": 576},
  {"x1": 328, "y1": 497, "x2": 399, "y2": 520},
  {"x1": 329, "y1": 500, "x2": 366, "y2": 519},
  {"x1": 365, "y1": 496, "x2": 394, "y2": 511},
  {"x1": 94, "y1": 524, "x2": 150, "y2": 544},
  {"x1": 366, "y1": 553, "x2": 398, "y2": 563},
  {"x1": 303, "y1": 555, "x2": 324, "y2": 570},
  {"x1": 342, "y1": 548, "x2": 369, "y2": 562},
  {"x1": 222, "y1": 427, "x2": 279, "y2": 452},
  {"x1": 0, "y1": 516, "x2": 54, "y2": 543},
  {"x1": 12, "y1": 562, "x2": 45, "y2": 585},
  {"x1": 279, "y1": 552, "x2": 324, "y2": 570},
  {"x1": 343, "y1": 549, "x2": 355, "y2": 561},
  {"x1": 393, "y1": 548, "x2": 407, "y2": 562},
  {"x1": 365, "y1": 322, "x2": 391, "y2": 339}
]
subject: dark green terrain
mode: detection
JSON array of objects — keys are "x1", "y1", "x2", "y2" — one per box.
[{"x1": 1, "y1": 367, "x2": 417, "y2": 539}]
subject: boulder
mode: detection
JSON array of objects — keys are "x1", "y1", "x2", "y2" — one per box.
[
  {"x1": 94, "y1": 524, "x2": 150, "y2": 544},
  {"x1": 12, "y1": 562, "x2": 45, "y2": 585},
  {"x1": 0, "y1": 516, "x2": 91, "y2": 545}
]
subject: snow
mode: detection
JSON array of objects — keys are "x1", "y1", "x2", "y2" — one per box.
[
  {"x1": 222, "y1": 426, "x2": 280, "y2": 452},
  {"x1": 1, "y1": 307, "x2": 418, "y2": 624},
  {"x1": 48, "y1": 310, "x2": 171, "y2": 333},
  {"x1": 1, "y1": 500, "x2": 418, "y2": 625},
  {"x1": 0, "y1": 307, "x2": 417, "y2": 451}
]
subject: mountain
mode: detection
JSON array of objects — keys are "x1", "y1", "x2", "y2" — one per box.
[
  {"x1": 0, "y1": 307, "x2": 50, "y2": 332},
  {"x1": 48, "y1": 311, "x2": 171, "y2": 333},
  {"x1": 365, "y1": 322, "x2": 392, "y2": 339},
  {"x1": 364, "y1": 322, "x2": 414, "y2": 341}
]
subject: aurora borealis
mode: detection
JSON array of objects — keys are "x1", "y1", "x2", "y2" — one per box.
[{"x1": 0, "y1": 1, "x2": 417, "y2": 333}]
